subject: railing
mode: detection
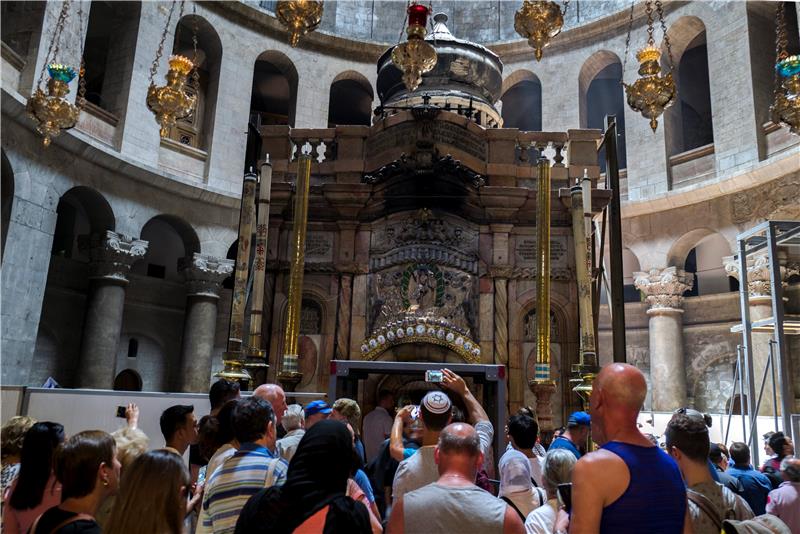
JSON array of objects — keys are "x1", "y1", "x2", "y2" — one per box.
[{"x1": 669, "y1": 143, "x2": 715, "y2": 190}]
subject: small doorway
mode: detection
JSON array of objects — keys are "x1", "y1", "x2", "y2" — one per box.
[{"x1": 113, "y1": 369, "x2": 143, "y2": 391}]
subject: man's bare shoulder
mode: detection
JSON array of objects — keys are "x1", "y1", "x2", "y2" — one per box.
[{"x1": 574, "y1": 449, "x2": 626, "y2": 475}]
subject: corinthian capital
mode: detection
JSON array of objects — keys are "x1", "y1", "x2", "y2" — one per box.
[
  {"x1": 633, "y1": 266, "x2": 694, "y2": 313},
  {"x1": 723, "y1": 254, "x2": 800, "y2": 300},
  {"x1": 78, "y1": 231, "x2": 148, "y2": 283},
  {"x1": 179, "y1": 253, "x2": 235, "y2": 298}
]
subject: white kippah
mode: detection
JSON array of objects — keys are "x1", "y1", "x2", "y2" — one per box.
[{"x1": 422, "y1": 391, "x2": 452, "y2": 414}]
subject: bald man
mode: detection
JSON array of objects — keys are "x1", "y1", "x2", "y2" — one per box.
[
  {"x1": 569, "y1": 363, "x2": 690, "y2": 534},
  {"x1": 253, "y1": 384, "x2": 288, "y2": 438},
  {"x1": 388, "y1": 423, "x2": 524, "y2": 534}
]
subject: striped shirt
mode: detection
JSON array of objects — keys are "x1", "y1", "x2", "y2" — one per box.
[{"x1": 198, "y1": 443, "x2": 288, "y2": 534}]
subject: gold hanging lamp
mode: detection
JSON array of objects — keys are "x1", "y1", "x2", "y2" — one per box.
[
  {"x1": 514, "y1": 0, "x2": 569, "y2": 62},
  {"x1": 392, "y1": 2, "x2": 437, "y2": 92},
  {"x1": 275, "y1": 0, "x2": 323, "y2": 47},
  {"x1": 26, "y1": 0, "x2": 81, "y2": 147},
  {"x1": 771, "y1": 2, "x2": 800, "y2": 134},
  {"x1": 622, "y1": 0, "x2": 676, "y2": 133},
  {"x1": 146, "y1": 0, "x2": 197, "y2": 138}
]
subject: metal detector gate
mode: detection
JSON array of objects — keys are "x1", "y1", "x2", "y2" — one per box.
[{"x1": 329, "y1": 360, "x2": 507, "y2": 458}]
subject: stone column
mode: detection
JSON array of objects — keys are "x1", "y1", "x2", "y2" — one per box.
[
  {"x1": 724, "y1": 255, "x2": 799, "y2": 415},
  {"x1": 634, "y1": 267, "x2": 693, "y2": 411},
  {"x1": 76, "y1": 231, "x2": 148, "y2": 389},
  {"x1": 177, "y1": 253, "x2": 234, "y2": 393}
]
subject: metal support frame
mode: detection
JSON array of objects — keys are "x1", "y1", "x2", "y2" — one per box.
[
  {"x1": 734, "y1": 220, "x2": 800, "y2": 467},
  {"x1": 597, "y1": 115, "x2": 626, "y2": 362}
]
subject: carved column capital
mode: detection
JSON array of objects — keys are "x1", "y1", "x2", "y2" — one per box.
[
  {"x1": 633, "y1": 266, "x2": 693, "y2": 314},
  {"x1": 488, "y1": 264, "x2": 514, "y2": 279},
  {"x1": 723, "y1": 254, "x2": 800, "y2": 301},
  {"x1": 78, "y1": 231, "x2": 148, "y2": 283},
  {"x1": 179, "y1": 253, "x2": 235, "y2": 298}
]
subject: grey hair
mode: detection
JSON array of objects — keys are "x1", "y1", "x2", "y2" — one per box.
[
  {"x1": 281, "y1": 404, "x2": 304, "y2": 432},
  {"x1": 543, "y1": 448, "x2": 577, "y2": 492},
  {"x1": 780, "y1": 457, "x2": 800, "y2": 482},
  {"x1": 438, "y1": 426, "x2": 481, "y2": 457}
]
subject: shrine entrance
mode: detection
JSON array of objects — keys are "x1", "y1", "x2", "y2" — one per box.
[{"x1": 328, "y1": 359, "x2": 506, "y2": 458}]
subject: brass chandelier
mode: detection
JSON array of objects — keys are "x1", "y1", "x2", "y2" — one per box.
[
  {"x1": 514, "y1": 0, "x2": 569, "y2": 62},
  {"x1": 26, "y1": 0, "x2": 82, "y2": 147},
  {"x1": 146, "y1": 0, "x2": 197, "y2": 138},
  {"x1": 392, "y1": 2, "x2": 437, "y2": 92},
  {"x1": 771, "y1": 2, "x2": 800, "y2": 134},
  {"x1": 276, "y1": 0, "x2": 323, "y2": 47},
  {"x1": 622, "y1": 0, "x2": 676, "y2": 133}
]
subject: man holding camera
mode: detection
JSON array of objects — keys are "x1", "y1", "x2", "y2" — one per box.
[{"x1": 391, "y1": 368, "x2": 493, "y2": 501}]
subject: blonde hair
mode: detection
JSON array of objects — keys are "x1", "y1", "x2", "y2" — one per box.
[
  {"x1": 111, "y1": 427, "x2": 149, "y2": 471},
  {"x1": 332, "y1": 398, "x2": 362, "y2": 431},
  {"x1": 1, "y1": 416, "x2": 37, "y2": 459}
]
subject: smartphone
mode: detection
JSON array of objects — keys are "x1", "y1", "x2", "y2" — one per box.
[
  {"x1": 116, "y1": 406, "x2": 127, "y2": 418},
  {"x1": 410, "y1": 406, "x2": 420, "y2": 420},
  {"x1": 557, "y1": 483, "x2": 573, "y2": 514},
  {"x1": 425, "y1": 370, "x2": 444, "y2": 383}
]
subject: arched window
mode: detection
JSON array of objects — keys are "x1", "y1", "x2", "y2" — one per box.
[
  {"x1": 169, "y1": 15, "x2": 222, "y2": 151},
  {"x1": 579, "y1": 51, "x2": 627, "y2": 171},
  {"x1": 133, "y1": 215, "x2": 200, "y2": 282},
  {"x1": 51, "y1": 187, "x2": 115, "y2": 261},
  {"x1": 622, "y1": 248, "x2": 641, "y2": 302},
  {"x1": 683, "y1": 233, "x2": 732, "y2": 296},
  {"x1": 250, "y1": 51, "x2": 298, "y2": 128},
  {"x1": 500, "y1": 70, "x2": 542, "y2": 131},
  {"x1": 80, "y1": 1, "x2": 141, "y2": 118},
  {"x1": 664, "y1": 18, "x2": 714, "y2": 158},
  {"x1": 328, "y1": 72, "x2": 373, "y2": 127}
]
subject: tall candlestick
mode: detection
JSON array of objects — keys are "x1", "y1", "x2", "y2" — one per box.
[
  {"x1": 534, "y1": 155, "x2": 553, "y2": 382},
  {"x1": 246, "y1": 157, "x2": 273, "y2": 360}
]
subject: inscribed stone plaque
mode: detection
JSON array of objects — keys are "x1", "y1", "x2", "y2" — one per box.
[
  {"x1": 514, "y1": 236, "x2": 569, "y2": 272},
  {"x1": 303, "y1": 232, "x2": 333, "y2": 263}
]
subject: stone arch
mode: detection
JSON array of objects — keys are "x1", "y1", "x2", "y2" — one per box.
[
  {"x1": 500, "y1": 69, "x2": 542, "y2": 131},
  {"x1": 2, "y1": 150, "x2": 14, "y2": 260},
  {"x1": 578, "y1": 50, "x2": 626, "y2": 169},
  {"x1": 328, "y1": 70, "x2": 374, "y2": 127},
  {"x1": 683, "y1": 233, "x2": 734, "y2": 296},
  {"x1": 115, "y1": 332, "x2": 167, "y2": 391},
  {"x1": 133, "y1": 214, "x2": 200, "y2": 282},
  {"x1": 113, "y1": 369, "x2": 143, "y2": 391},
  {"x1": 250, "y1": 50, "x2": 299, "y2": 128},
  {"x1": 666, "y1": 227, "x2": 718, "y2": 268},
  {"x1": 170, "y1": 14, "x2": 223, "y2": 150},
  {"x1": 51, "y1": 186, "x2": 115, "y2": 261},
  {"x1": 662, "y1": 16, "x2": 714, "y2": 158}
]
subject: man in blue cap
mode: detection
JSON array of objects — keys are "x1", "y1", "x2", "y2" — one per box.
[
  {"x1": 304, "y1": 400, "x2": 332, "y2": 429},
  {"x1": 549, "y1": 411, "x2": 590, "y2": 459}
]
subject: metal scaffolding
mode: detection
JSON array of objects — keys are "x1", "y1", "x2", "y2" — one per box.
[{"x1": 732, "y1": 220, "x2": 800, "y2": 467}]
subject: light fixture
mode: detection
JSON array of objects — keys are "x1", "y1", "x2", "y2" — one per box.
[
  {"x1": 514, "y1": 0, "x2": 569, "y2": 62},
  {"x1": 771, "y1": 2, "x2": 800, "y2": 134},
  {"x1": 392, "y1": 3, "x2": 437, "y2": 92},
  {"x1": 276, "y1": 0, "x2": 323, "y2": 47},
  {"x1": 622, "y1": 0, "x2": 676, "y2": 132},
  {"x1": 26, "y1": 1, "x2": 80, "y2": 147},
  {"x1": 146, "y1": 0, "x2": 197, "y2": 138}
]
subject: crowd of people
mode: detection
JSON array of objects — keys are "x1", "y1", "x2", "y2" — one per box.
[{"x1": 0, "y1": 363, "x2": 798, "y2": 533}]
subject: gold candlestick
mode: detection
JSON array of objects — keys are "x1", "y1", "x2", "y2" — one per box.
[
  {"x1": 279, "y1": 144, "x2": 313, "y2": 388},
  {"x1": 570, "y1": 180, "x2": 597, "y2": 368}
]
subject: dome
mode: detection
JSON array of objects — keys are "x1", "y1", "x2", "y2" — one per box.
[{"x1": 376, "y1": 13, "x2": 504, "y2": 128}]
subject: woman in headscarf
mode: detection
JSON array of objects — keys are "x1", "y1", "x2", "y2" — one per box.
[
  {"x1": 234, "y1": 419, "x2": 372, "y2": 534},
  {"x1": 497, "y1": 448, "x2": 546, "y2": 520}
]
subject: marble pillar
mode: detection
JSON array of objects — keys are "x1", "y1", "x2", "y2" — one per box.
[
  {"x1": 634, "y1": 267, "x2": 693, "y2": 411},
  {"x1": 76, "y1": 231, "x2": 148, "y2": 389},
  {"x1": 724, "y1": 255, "x2": 799, "y2": 415},
  {"x1": 177, "y1": 253, "x2": 234, "y2": 393}
]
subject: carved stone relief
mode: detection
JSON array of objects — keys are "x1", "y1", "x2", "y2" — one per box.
[{"x1": 730, "y1": 171, "x2": 800, "y2": 224}]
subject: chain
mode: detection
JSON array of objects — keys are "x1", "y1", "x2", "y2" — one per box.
[
  {"x1": 397, "y1": 0, "x2": 410, "y2": 44},
  {"x1": 645, "y1": 0, "x2": 654, "y2": 46},
  {"x1": 37, "y1": 0, "x2": 72, "y2": 89},
  {"x1": 148, "y1": 0, "x2": 179, "y2": 84},
  {"x1": 562, "y1": 0, "x2": 570, "y2": 17},
  {"x1": 655, "y1": 0, "x2": 674, "y2": 71},
  {"x1": 774, "y1": 2, "x2": 787, "y2": 106},
  {"x1": 190, "y1": 3, "x2": 200, "y2": 89},
  {"x1": 621, "y1": 0, "x2": 635, "y2": 84},
  {"x1": 77, "y1": 1, "x2": 86, "y2": 107}
]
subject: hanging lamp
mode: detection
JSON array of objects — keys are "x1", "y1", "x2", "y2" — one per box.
[
  {"x1": 146, "y1": 0, "x2": 197, "y2": 138},
  {"x1": 621, "y1": 0, "x2": 676, "y2": 133},
  {"x1": 275, "y1": 0, "x2": 323, "y2": 47},
  {"x1": 514, "y1": 0, "x2": 569, "y2": 62},
  {"x1": 771, "y1": 2, "x2": 800, "y2": 134},
  {"x1": 392, "y1": 2, "x2": 437, "y2": 92},
  {"x1": 26, "y1": 0, "x2": 81, "y2": 147}
]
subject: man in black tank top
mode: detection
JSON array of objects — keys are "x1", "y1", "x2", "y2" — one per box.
[{"x1": 569, "y1": 363, "x2": 691, "y2": 534}]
